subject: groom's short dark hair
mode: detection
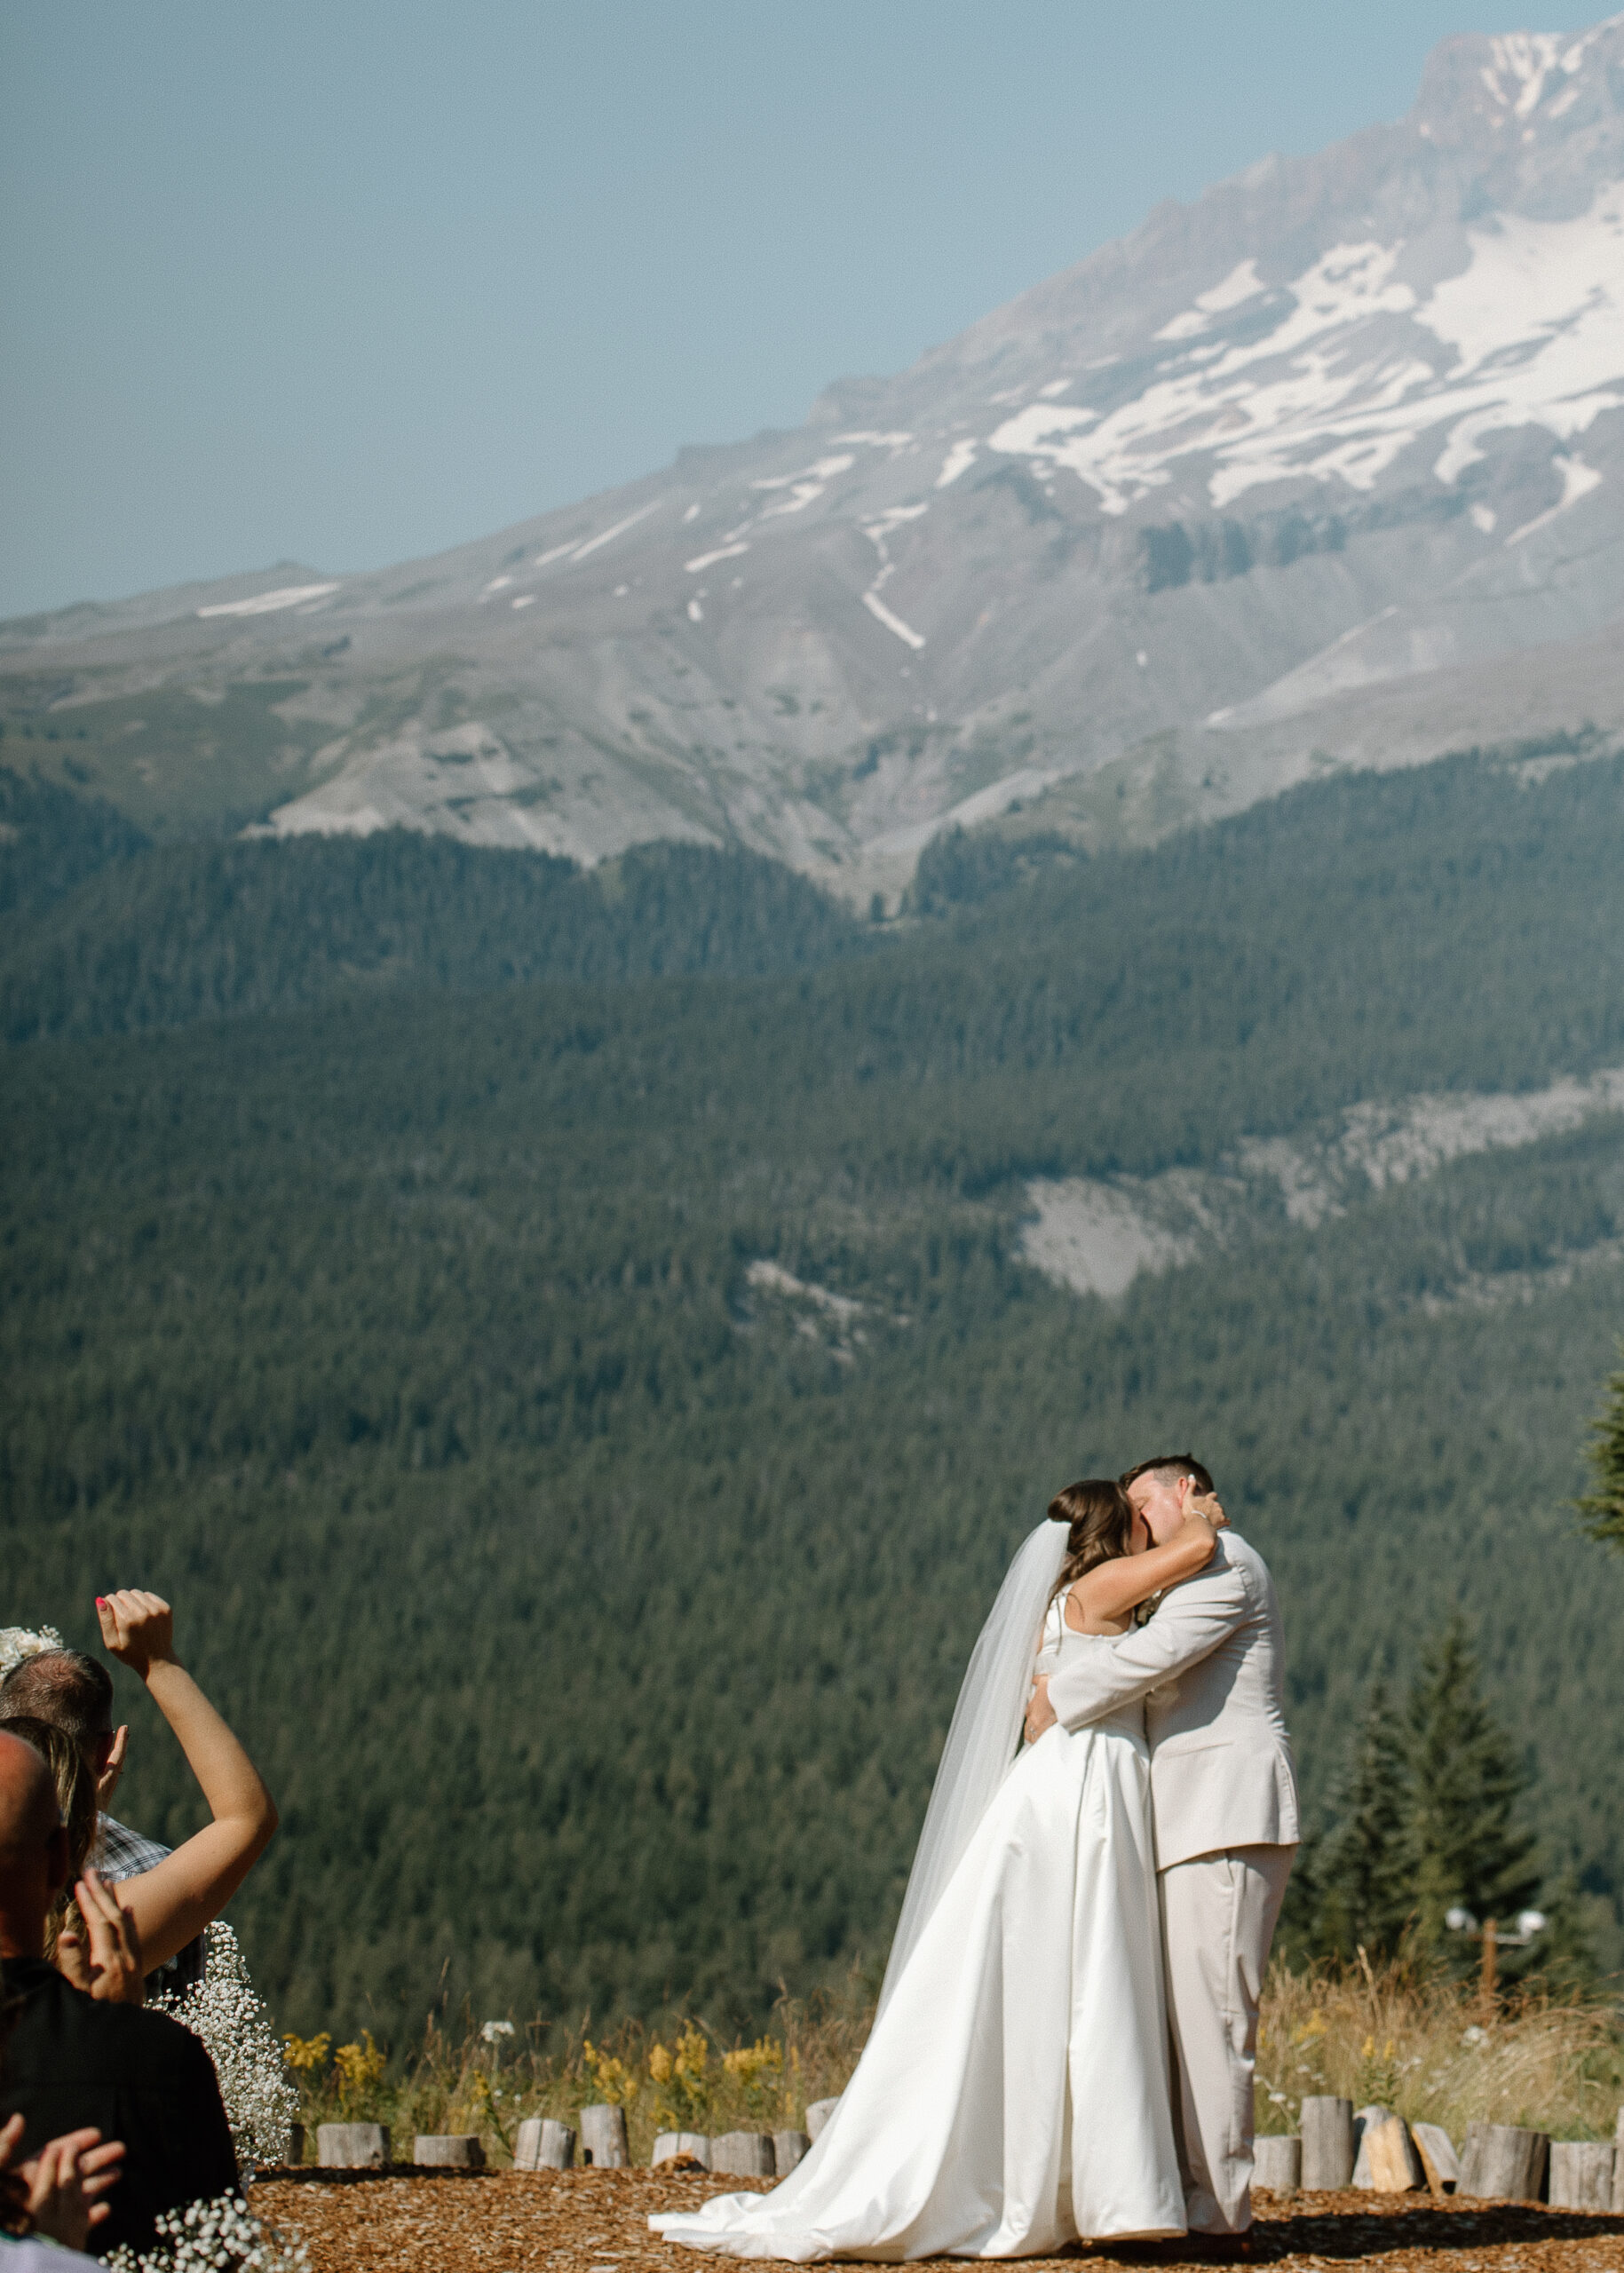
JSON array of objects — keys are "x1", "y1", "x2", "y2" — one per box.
[{"x1": 1121, "y1": 1453, "x2": 1214, "y2": 1495}]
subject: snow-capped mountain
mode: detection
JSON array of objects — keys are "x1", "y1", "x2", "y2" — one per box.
[{"x1": 7, "y1": 17, "x2": 1624, "y2": 895}]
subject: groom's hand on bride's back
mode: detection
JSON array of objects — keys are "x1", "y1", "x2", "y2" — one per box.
[{"x1": 1024, "y1": 1675, "x2": 1056, "y2": 1746}]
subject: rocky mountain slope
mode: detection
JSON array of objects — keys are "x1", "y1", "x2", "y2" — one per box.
[{"x1": 5, "y1": 17, "x2": 1624, "y2": 898}]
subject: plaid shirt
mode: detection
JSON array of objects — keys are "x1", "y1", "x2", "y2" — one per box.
[
  {"x1": 92, "y1": 1813, "x2": 205, "y2": 1992},
  {"x1": 94, "y1": 1812, "x2": 171, "y2": 1882}
]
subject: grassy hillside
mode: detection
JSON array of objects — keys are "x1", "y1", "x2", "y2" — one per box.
[{"x1": 4, "y1": 747, "x2": 1624, "y2": 2046}]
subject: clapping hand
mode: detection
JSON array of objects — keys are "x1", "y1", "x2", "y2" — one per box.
[
  {"x1": 55, "y1": 1866, "x2": 145, "y2": 2006},
  {"x1": 95, "y1": 1589, "x2": 177, "y2": 1681},
  {"x1": 0, "y1": 2112, "x2": 125, "y2": 2251}
]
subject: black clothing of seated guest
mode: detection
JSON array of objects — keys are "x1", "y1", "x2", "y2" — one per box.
[{"x1": 0, "y1": 1954, "x2": 236, "y2": 2256}]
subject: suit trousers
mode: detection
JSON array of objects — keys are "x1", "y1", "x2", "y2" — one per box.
[{"x1": 1159, "y1": 1842, "x2": 1295, "y2": 2234}]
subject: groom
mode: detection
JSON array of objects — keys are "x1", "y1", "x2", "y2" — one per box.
[{"x1": 1025, "y1": 1455, "x2": 1297, "y2": 2248}]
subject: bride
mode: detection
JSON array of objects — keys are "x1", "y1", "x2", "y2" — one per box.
[{"x1": 651, "y1": 1479, "x2": 1222, "y2": 2261}]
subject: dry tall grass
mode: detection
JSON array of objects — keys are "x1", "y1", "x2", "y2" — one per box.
[
  {"x1": 1255, "y1": 1960, "x2": 1622, "y2": 2142},
  {"x1": 286, "y1": 1959, "x2": 1623, "y2": 2166},
  {"x1": 286, "y1": 1975, "x2": 874, "y2": 2166}
]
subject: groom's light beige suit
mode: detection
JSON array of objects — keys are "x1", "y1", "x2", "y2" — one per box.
[{"x1": 1045, "y1": 1531, "x2": 1298, "y2": 2235}]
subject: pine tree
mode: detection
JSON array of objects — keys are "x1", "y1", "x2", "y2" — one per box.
[
  {"x1": 1406, "y1": 1619, "x2": 1541, "y2": 1972},
  {"x1": 1313, "y1": 1681, "x2": 1414, "y2": 1960},
  {"x1": 1577, "y1": 1346, "x2": 1624, "y2": 1553}
]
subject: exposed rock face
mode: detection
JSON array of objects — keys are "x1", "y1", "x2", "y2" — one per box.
[{"x1": 7, "y1": 19, "x2": 1624, "y2": 895}]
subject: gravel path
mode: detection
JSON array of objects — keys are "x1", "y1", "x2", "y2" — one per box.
[{"x1": 247, "y1": 2169, "x2": 1624, "y2": 2273}]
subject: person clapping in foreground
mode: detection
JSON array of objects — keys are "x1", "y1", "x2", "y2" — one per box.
[
  {"x1": 0, "y1": 1731, "x2": 236, "y2": 2260},
  {"x1": 1, "y1": 2087, "x2": 124, "y2": 2262}
]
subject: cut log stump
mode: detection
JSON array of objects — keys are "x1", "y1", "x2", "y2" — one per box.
[
  {"x1": 1253, "y1": 2135, "x2": 1300, "y2": 2193},
  {"x1": 514, "y1": 2119, "x2": 575, "y2": 2171},
  {"x1": 1300, "y1": 2096, "x2": 1355, "y2": 2190},
  {"x1": 1614, "y1": 2109, "x2": 1624, "y2": 2214},
  {"x1": 1411, "y1": 2122, "x2": 1459, "y2": 2198},
  {"x1": 414, "y1": 2135, "x2": 484, "y2": 2168},
  {"x1": 1350, "y1": 2105, "x2": 1390, "y2": 2187},
  {"x1": 577, "y1": 2105, "x2": 630, "y2": 2170},
  {"x1": 1365, "y1": 2115, "x2": 1424, "y2": 2193},
  {"x1": 711, "y1": 2131, "x2": 775, "y2": 2177},
  {"x1": 316, "y1": 2123, "x2": 390, "y2": 2168},
  {"x1": 805, "y1": 2098, "x2": 840, "y2": 2142},
  {"x1": 773, "y1": 2130, "x2": 812, "y2": 2176},
  {"x1": 1548, "y1": 2141, "x2": 1615, "y2": 2211},
  {"x1": 652, "y1": 2133, "x2": 711, "y2": 2170},
  {"x1": 1458, "y1": 2121, "x2": 1550, "y2": 2203}
]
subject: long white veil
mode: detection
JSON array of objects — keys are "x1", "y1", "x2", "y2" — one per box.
[{"x1": 875, "y1": 1519, "x2": 1069, "y2": 2018}]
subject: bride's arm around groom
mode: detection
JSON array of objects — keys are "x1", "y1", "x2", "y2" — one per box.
[{"x1": 1030, "y1": 1457, "x2": 1299, "y2": 2245}]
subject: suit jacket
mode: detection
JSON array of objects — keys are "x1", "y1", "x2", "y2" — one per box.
[
  {"x1": 1045, "y1": 1531, "x2": 1299, "y2": 1870},
  {"x1": 1, "y1": 1956, "x2": 238, "y2": 2257}
]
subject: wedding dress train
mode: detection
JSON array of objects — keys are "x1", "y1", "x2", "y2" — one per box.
[{"x1": 650, "y1": 1603, "x2": 1184, "y2": 2260}]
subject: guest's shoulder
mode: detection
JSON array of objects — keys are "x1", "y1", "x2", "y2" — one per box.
[
  {"x1": 107, "y1": 1996, "x2": 217, "y2": 2076},
  {"x1": 27, "y1": 1964, "x2": 212, "y2": 2075}
]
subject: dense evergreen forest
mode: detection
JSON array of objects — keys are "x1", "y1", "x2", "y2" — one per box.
[{"x1": 4, "y1": 744, "x2": 1624, "y2": 2045}]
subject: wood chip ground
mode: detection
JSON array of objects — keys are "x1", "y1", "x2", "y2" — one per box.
[{"x1": 247, "y1": 2170, "x2": 1624, "y2": 2273}]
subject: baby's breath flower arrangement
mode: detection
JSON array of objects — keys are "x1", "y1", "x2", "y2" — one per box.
[
  {"x1": 103, "y1": 2192, "x2": 306, "y2": 2273},
  {"x1": 0, "y1": 1625, "x2": 66, "y2": 1681},
  {"x1": 150, "y1": 1924, "x2": 299, "y2": 2171}
]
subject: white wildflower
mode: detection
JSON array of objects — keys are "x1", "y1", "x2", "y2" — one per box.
[
  {"x1": 102, "y1": 2192, "x2": 306, "y2": 2273},
  {"x1": 480, "y1": 2018, "x2": 516, "y2": 2043},
  {"x1": 0, "y1": 1624, "x2": 67, "y2": 1682},
  {"x1": 150, "y1": 1923, "x2": 299, "y2": 2171},
  {"x1": 1461, "y1": 2024, "x2": 1488, "y2": 2047}
]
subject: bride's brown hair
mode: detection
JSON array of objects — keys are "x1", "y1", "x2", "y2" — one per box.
[{"x1": 1045, "y1": 1477, "x2": 1136, "y2": 1606}]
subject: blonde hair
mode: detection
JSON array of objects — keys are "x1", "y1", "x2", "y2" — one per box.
[{"x1": 0, "y1": 1714, "x2": 97, "y2": 1960}]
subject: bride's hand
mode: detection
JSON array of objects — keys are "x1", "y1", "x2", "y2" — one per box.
[
  {"x1": 1024, "y1": 1675, "x2": 1056, "y2": 1746},
  {"x1": 1190, "y1": 1490, "x2": 1227, "y2": 1529}
]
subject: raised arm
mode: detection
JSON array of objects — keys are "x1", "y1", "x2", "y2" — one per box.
[
  {"x1": 90, "y1": 1591, "x2": 278, "y2": 1973},
  {"x1": 1044, "y1": 1550, "x2": 1251, "y2": 1733},
  {"x1": 1066, "y1": 1513, "x2": 1216, "y2": 1630}
]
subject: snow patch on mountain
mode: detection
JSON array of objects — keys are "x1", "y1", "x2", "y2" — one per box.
[
  {"x1": 1154, "y1": 257, "x2": 1266, "y2": 340},
  {"x1": 934, "y1": 439, "x2": 978, "y2": 487},
  {"x1": 984, "y1": 189, "x2": 1624, "y2": 519},
  {"x1": 197, "y1": 582, "x2": 340, "y2": 618},
  {"x1": 860, "y1": 506, "x2": 930, "y2": 648}
]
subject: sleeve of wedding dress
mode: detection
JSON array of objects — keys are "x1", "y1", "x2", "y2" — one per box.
[{"x1": 1045, "y1": 1556, "x2": 1250, "y2": 1730}]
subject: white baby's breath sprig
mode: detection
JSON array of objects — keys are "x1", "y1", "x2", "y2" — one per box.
[
  {"x1": 0, "y1": 1624, "x2": 67, "y2": 1683},
  {"x1": 150, "y1": 1922, "x2": 300, "y2": 2171},
  {"x1": 102, "y1": 2192, "x2": 306, "y2": 2273}
]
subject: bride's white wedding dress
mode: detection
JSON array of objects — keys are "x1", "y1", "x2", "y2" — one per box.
[{"x1": 651, "y1": 1593, "x2": 1184, "y2": 2260}]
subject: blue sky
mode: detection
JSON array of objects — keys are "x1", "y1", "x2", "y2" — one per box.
[{"x1": 0, "y1": 1, "x2": 1598, "y2": 617}]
